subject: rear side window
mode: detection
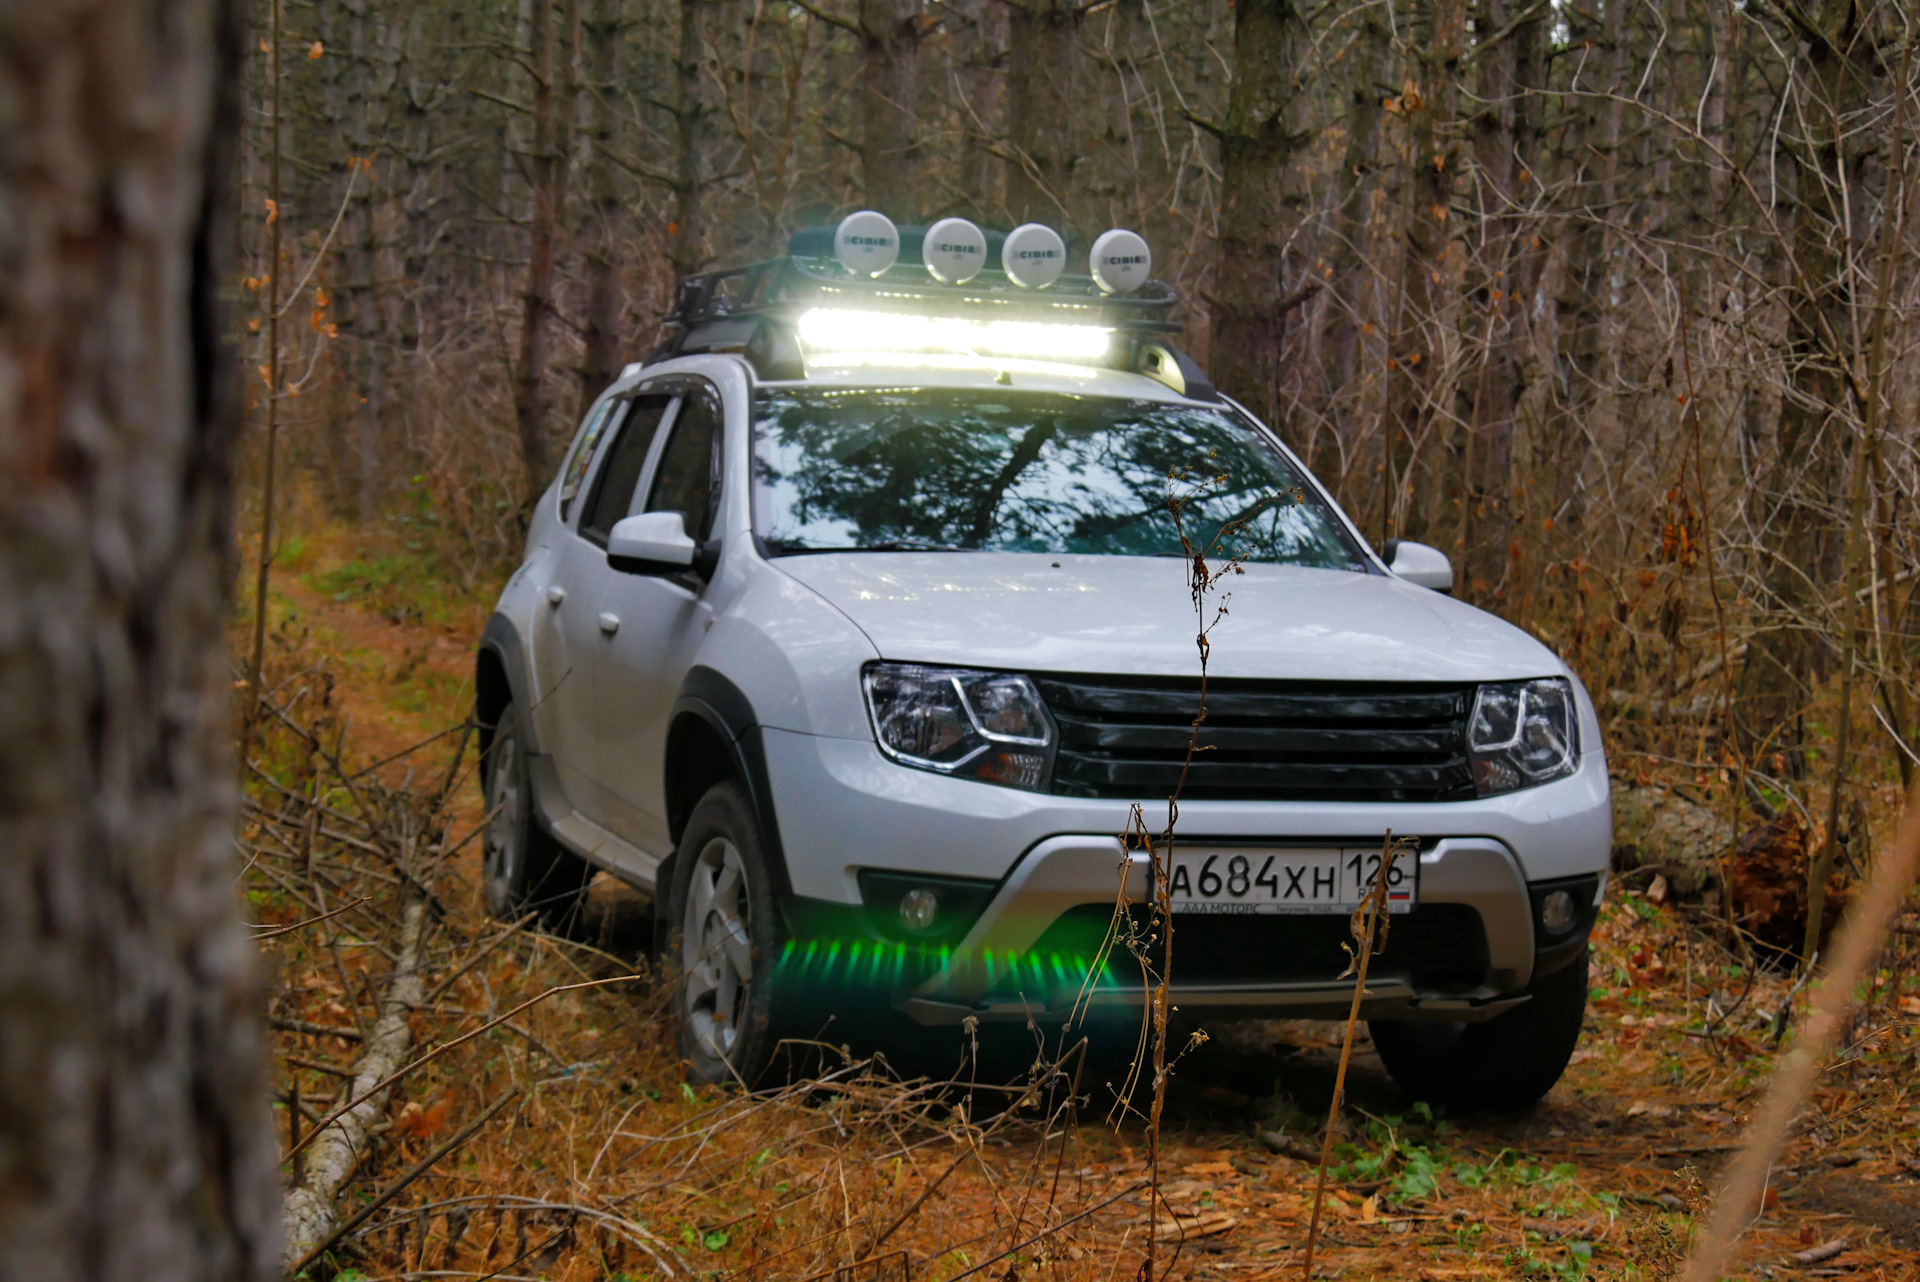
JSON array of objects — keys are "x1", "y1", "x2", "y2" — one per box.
[
  {"x1": 557, "y1": 397, "x2": 621, "y2": 520},
  {"x1": 579, "y1": 395, "x2": 673, "y2": 544},
  {"x1": 646, "y1": 384, "x2": 723, "y2": 541}
]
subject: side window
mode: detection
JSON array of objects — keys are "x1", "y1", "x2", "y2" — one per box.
[
  {"x1": 580, "y1": 395, "x2": 673, "y2": 544},
  {"x1": 646, "y1": 384, "x2": 723, "y2": 541},
  {"x1": 556, "y1": 397, "x2": 622, "y2": 520}
]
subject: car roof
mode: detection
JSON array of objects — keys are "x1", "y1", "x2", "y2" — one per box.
[{"x1": 611, "y1": 354, "x2": 1217, "y2": 409}]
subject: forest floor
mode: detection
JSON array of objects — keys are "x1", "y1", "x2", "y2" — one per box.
[{"x1": 243, "y1": 523, "x2": 1920, "y2": 1282}]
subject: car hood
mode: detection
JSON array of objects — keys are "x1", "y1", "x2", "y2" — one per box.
[{"x1": 773, "y1": 552, "x2": 1564, "y2": 682}]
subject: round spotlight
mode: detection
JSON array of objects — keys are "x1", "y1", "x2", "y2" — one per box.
[
  {"x1": 1540, "y1": 889, "x2": 1577, "y2": 935},
  {"x1": 1001, "y1": 223, "x2": 1067, "y2": 289},
  {"x1": 834, "y1": 210, "x2": 900, "y2": 277},
  {"x1": 897, "y1": 888, "x2": 940, "y2": 933},
  {"x1": 922, "y1": 217, "x2": 988, "y2": 284},
  {"x1": 1090, "y1": 227, "x2": 1152, "y2": 294}
]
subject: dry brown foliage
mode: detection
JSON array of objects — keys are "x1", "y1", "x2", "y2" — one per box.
[{"x1": 232, "y1": 590, "x2": 1920, "y2": 1282}]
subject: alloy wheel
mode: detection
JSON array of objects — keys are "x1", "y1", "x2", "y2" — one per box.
[
  {"x1": 483, "y1": 730, "x2": 523, "y2": 912},
  {"x1": 681, "y1": 836, "x2": 754, "y2": 1061}
]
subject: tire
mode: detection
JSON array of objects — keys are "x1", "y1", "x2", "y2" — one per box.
[
  {"x1": 479, "y1": 700, "x2": 593, "y2": 929},
  {"x1": 667, "y1": 781, "x2": 798, "y2": 1086},
  {"x1": 1369, "y1": 945, "x2": 1589, "y2": 1113}
]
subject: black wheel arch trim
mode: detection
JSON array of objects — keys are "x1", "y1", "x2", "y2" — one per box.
[
  {"x1": 477, "y1": 613, "x2": 537, "y2": 751},
  {"x1": 476, "y1": 612, "x2": 574, "y2": 843},
  {"x1": 661, "y1": 665, "x2": 796, "y2": 936}
]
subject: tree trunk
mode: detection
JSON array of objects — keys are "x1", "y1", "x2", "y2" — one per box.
[
  {"x1": 1738, "y1": 0, "x2": 1879, "y2": 773},
  {"x1": 347, "y1": 0, "x2": 389, "y2": 524},
  {"x1": 1454, "y1": 0, "x2": 1546, "y2": 602},
  {"x1": 577, "y1": 0, "x2": 625, "y2": 417},
  {"x1": 1384, "y1": 0, "x2": 1464, "y2": 543},
  {"x1": 668, "y1": 0, "x2": 710, "y2": 279},
  {"x1": 1207, "y1": 0, "x2": 1310, "y2": 427},
  {"x1": 1006, "y1": 0, "x2": 1083, "y2": 228},
  {"x1": 0, "y1": 0, "x2": 280, "y2": 1277},
  {"x1": 1326, "y1": 3, "x2": 1388, "y2": 471},
  {"x1": 858, "y1": 0, "x2": 924, "y2": 218},
  {"x1": 512, "y1": 0, "x2": 577, "y2": 496},
  {"x1": 945, "y1": 0, "x2": 1005, "y2": 220}
]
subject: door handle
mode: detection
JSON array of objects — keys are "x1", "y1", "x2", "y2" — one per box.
[
  {"x1": 547, "y1": 586, "x2": 566, "y2": 606},
  {"x1": 597, "y1": 612, "x2": 620, "y2": 635}
]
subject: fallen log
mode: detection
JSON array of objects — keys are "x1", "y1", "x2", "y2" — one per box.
[{"x1": 281, "y1": 889, "x2": 430, "y2": 1267}]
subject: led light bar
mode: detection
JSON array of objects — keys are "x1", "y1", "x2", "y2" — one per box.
[{"x1": 795, "y1": 307, "x2": 1114, "y2": 363}]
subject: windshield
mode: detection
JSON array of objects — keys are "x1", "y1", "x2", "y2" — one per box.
[{"x1": 751, "y1": 388, "x2": 1371, "y2": 570}]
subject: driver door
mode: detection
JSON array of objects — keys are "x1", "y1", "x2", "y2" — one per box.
[
  {"x1": 558, "y1": 391, "x2": 674, "y2": 829},
  {"x1": 591, "y1": 379, "x2": 726, "y2": 857}
]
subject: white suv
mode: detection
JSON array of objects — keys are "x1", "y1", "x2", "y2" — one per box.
[{"x1": 474, "y1": 217, "x2": 1610, "y2": 1109}]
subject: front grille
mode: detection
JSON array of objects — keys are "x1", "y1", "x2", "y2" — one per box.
[
  {"x1": 1036, "y1": 675, "x2": 1477, "y2": 803},
  {"x1": 1003, "y1": 903, "x2": 1488, "y2": 994}
]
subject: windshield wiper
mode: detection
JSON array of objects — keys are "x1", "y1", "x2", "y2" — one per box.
[
  {"x1": 861, "y1": 539, "x2": 971, "y2": 552},
  {"x1": 769, "y1": 539, "x2": 972, "y2": 555}
]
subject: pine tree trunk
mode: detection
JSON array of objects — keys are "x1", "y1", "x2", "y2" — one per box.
[
  {"x1": 0, "y1": 0, "x2": 280, "y2": 1277},
  {"x1": 858, "y1": 0, "x2": 924, "y2": 218},
  {"x1": 1006, "y1": 0, "x2": 1083, "y2": 227},
  {"x1": 946, "y1": 0, "x2": 1005, "y2": 220},
  {"x1": 668, "y1": 0, "x2": 710, "y2": 279},
  {"x1": 1384, "y1": 0, "x2": 1464, "y2": 543},
  {"x1": 512, "y1": 0, "x2": 576, "y2": 496},
  {"x1": 1325, "y1": 3, "x2": 1388, "y2": 469},
  {"x1": 1208, "y1": 0, "x2": 1310, "y2": 426},
  {"x1": 1739, "y1": 0, "x2": 1879, "y2": 773},
  {"x1": 1455, "y1": 0, "x2": 1546, "y2": 602},
  {"x1": 577, "y1": 0, "x2": 625, "y2": 417}
]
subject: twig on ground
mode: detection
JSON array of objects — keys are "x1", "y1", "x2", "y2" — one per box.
[{"x1": 252, "y1": 895, "x2": 374, "y2": 939}]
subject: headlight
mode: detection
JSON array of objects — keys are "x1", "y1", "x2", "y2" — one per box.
[
  {"x1": 1468, "y1": 678, "x2": 1579, "y2": 796},
  {"x1": 862, "y1": 663, "x2": 1053, "y2": 790}
]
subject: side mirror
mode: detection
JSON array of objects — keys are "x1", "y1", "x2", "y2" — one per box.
[
  {"x1": 608, "y1": 512, "x2": 695, "y2": 572},
  {"x1": 1384, "y1": 538, "x2": 1454, "y2": 593}
]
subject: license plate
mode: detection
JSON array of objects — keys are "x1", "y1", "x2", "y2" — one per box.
[{"x1": 1166, "y1": 846, "x2": 1418, "y2": 915}]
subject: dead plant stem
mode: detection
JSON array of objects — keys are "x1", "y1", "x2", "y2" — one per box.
[
  {"x1": 1301, "y1": 834, "x2": 1396, "y2": 1281},
  {"x1": 1681, "y1": 779, "x2": 1920, "y2": 1281}
]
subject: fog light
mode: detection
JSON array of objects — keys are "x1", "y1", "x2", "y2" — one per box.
[
  {"x1": 898, "y1": 888, "x2": 940, "y2": 933},
  {"x1": 1540, "y1": 889, "x2": 1577, "y2": 935}
]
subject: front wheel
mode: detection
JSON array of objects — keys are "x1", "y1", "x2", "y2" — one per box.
[
  {"x1": 667, "y1": 781, "x2": 798, "y2": 1085},
  {"x1": 1369, "y1": 945, "x2": 1589, "y2": 1113}
]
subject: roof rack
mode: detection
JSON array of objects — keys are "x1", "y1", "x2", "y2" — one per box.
[{"x1": 647, "y1": 223, "x2": 1213, "y2": 399}]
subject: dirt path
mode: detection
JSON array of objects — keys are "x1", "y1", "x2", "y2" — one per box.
[{"x1": 246, "y1": 542, "x2": 1920, "y2": 1280}]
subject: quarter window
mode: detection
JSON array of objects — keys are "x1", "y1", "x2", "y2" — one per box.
[
  {"x1": 646, "y1": 385, "x2": 723, "y2": 542},
  {"x1": 579, "y1": 395, "x2": 673, "y2": 544},
  {"x1": 557, "y1": 397, "x2": 621, "y2": 520}
]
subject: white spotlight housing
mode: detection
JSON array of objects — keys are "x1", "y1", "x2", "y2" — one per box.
[
  {"x1": 1001, "y1": 223, "x2": 1067, "y2": 289},
  {"x1": 1090, "y1": 228, "x2": 1152, "y2": 294},
  {"x1": 921, "y1": 217, "x2": 988, "y2": 284},
  {"x1": 834, "y1": 210, "x2": 900, "y2": 277}
]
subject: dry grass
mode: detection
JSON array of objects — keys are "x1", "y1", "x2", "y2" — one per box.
[{"x1": 232, "y1": 577, "x2": 1920, "y2": 1282}]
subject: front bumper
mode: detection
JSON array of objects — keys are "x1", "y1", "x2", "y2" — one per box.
[{"x1": 762, "y1": 728, "x2": 1610, "y2": 1024}]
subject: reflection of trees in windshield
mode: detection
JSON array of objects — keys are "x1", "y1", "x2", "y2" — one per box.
[{"x1": 752, "y1": 391, "x2": 1367, "y2": 569}]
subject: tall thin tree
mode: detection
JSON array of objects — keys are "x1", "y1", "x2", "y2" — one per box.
[{"x1": 0, "y1": 0, "x2": 280, "y2": 1275}]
